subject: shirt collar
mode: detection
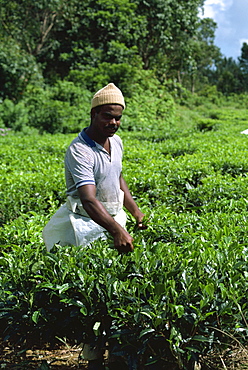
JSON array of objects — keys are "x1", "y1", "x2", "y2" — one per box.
[{"x1": 79, "y1": 127, "x2": 96, "y2": 147}]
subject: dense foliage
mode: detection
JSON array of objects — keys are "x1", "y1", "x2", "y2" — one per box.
[
  {"x1": 1, "y1": 98, "x2": 248, "y2": 369},
  {"x1": 1, "y1": 0, "x2": 248, "y2": 368},
  {"x1": 1, "y1": 0, "x2": 248, "y2": 108}
]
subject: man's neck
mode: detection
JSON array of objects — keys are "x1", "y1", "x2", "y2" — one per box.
[{"x1": 85, "y1": 127, "x2": 110, "y2": 153}]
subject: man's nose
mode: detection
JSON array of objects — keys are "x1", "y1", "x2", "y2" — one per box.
[{"x1": 110, "y1": 117, "x2": 117, "y2": 124}]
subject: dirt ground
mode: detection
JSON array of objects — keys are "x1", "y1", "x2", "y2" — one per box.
[
  {"x1": 0, "y1": 343, "x2": 88, "y2": 369},
  {"x1": 1, "y1": 341, "x2": 248, "y2": 369}
]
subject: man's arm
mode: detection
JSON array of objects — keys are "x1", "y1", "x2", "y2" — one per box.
[
  {"x1": 120, "y1": 174, "x2": 145, "y2": 228},
  {"x1": 78, "y1": 184, "x2": 134, "y2": 252}
]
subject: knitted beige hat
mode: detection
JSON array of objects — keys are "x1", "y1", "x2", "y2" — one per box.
[{"x1": 91, "y1": 83, "x2": 125, "y2": 109}]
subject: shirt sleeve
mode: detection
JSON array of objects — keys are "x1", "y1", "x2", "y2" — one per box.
[{"x1": 65, "y1": 141, "x2": 95, "y2": 188}]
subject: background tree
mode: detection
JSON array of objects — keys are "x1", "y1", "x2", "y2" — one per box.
[
  {"x1": 239, "y1": 42, "x2": 248, "y2": 91},
  {"x1": 214, "y1": 57, "x2": 245, "y2": 95},
  {"x1": 0, "y1": 37, "x2": 43, "y2": 101},
  {"x1": 181, "y1": 18, "x2": 222, "y2": 93},
  {"x1": 0, "y1": 0, "x2": 63, "y2": 57},
  {"x1": 133, "y1": 0, "x2": 204, "y2": 75},
  {"x1": 1, "y1": 0, "x2": 248, "y2": 100}
]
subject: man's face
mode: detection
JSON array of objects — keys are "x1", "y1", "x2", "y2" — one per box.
[{"x1": 91, "y1": 104, "x2": 123, "y2": 139}]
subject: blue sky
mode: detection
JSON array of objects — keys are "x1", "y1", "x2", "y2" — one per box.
[{"x1": 200, "y1": 0, "x2": 248, "y2": 60}]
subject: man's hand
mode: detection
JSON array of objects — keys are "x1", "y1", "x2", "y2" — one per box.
[
  {"x1": 113, "y1": 228, "x2": 134, "y2": 253},
  {"x1": 134, "y1": 211, "x2": 148, "y2": 230}
]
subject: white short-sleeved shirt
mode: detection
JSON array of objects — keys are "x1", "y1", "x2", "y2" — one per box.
[{"x1": 65, "y1": 128, "x2": 123, "y2": 203}]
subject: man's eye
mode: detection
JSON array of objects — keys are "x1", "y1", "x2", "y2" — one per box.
[
  {"x1": 104, "y1": 114, "x2": 112, "y2": 119},
  {"x1": 104, "y1": 114, "x2": 122, "y2": 121}
]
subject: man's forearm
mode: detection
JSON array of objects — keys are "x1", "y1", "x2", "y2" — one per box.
[
  {"x1": 81, "y1": 196, "x2": 134, "y2": 252},
  {"x1": 82, "y1": 197, "x2": 123, "y2": 235},
  {"x1": 120, "y1": 176, "x2": 144, "y2": 220}
]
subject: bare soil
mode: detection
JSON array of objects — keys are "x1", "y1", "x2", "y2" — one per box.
[
  {"x1": 200, "y1": 345, "x2": 248, "y2": 369},
  {"x1": 1, "y1": 341, "x2": 248, "y2": 369},
  {"x1": 0, "y1": 342, "x2": 87, "y2": 369}
]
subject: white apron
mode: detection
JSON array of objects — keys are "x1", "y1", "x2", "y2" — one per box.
[{"x1": 42, "y1": 191, "x2": 126, "y2": 252}]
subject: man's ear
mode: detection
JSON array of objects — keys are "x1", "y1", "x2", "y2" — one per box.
[{"x1": 91, "y1": 108, "x2": 96, "y2": 120}]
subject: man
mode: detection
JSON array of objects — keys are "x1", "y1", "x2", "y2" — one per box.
[{"x1": 43, "y1": 83, "x2": 145, "y2": 253}]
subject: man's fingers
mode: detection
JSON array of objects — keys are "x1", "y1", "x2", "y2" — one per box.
[
  {"x1": 116, "y1": 242, "x2": 134, "y2": 253},
  {"x1": 137, "y1": 222, "x2": 147, "y2": 230}
]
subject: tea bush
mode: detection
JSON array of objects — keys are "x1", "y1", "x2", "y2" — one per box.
[{"x1": 1, "y1": 104, "x2": 248, "y2": 369}]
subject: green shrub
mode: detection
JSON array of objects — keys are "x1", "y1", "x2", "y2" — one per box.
[
  {"x1": 1, "y1": 104, "x2": 248, "y2": 369},
  {"x1": 0, "y1": 37, "x2": 43, "y2": 101},
  {"x1": 196, "y1": 118, "x2": 219, "y2": 132},
  {"x1": 0, "y1": 99, "x2": 29, "y2": 130}
]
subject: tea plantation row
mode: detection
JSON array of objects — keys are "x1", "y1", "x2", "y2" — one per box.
[{"x1": 0, "y1": 103, "x2": 248, "y2": 369}]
